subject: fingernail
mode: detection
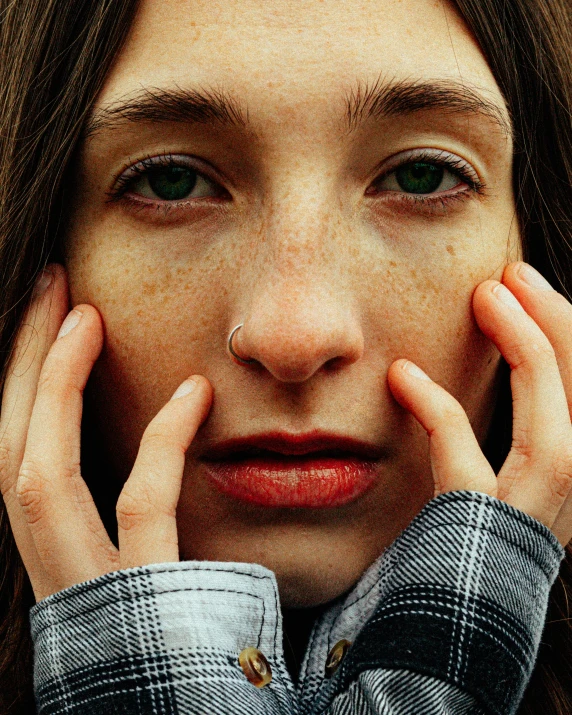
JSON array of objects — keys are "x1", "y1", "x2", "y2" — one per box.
[
  {"x1": 170, "y1": 377, "x2": 198, "y2": 400},
  {"x1": 518, "y1": 263, "x2": 554, "y2": 291},
  {"x1": 493, "y1": 283, "x2": 525, "y2": 311},
  {"x1": 33, "y1": 269, "x2": 53, "y2": 297},
  {"x1": 402, "y1": 360, "x2": 431, "y2": 380},
  {"x1": 57, "y1": 310, "x2": 82, "y2": 339}
]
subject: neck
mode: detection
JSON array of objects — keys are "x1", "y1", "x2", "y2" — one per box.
[{"x1": 281, "y1": 602, "x2": 331, "y2": 683}]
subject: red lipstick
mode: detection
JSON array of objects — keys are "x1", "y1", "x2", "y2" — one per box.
[{"x1": 200, "y1": 432, "x2": 381, "y2": 508}]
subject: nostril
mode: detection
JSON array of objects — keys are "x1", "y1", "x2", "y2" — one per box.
[
  {"x1": 234, "y1": 301, "x2": 364, "y2": 383},
  {"x1": 324, "y1": 355, "x2": 344, "y2": 371}
]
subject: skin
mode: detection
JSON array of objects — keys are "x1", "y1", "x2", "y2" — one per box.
[
  {"x1": 67, "y1": 0, "x2": 518, "y2": 606},
  {"x1": 2, "y1": 0, "x2": 572, "y2": 632}
]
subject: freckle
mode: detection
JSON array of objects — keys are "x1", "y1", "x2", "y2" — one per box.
[
  {"x1": 142, "y1": 282, "x2": 157, "y2": 296},
  {"x1": 446, "y1": 245, "x2": 456, "y2": 256},
  {"x1": 390, "y1": 261, "x2": 397, "y2": 268}
]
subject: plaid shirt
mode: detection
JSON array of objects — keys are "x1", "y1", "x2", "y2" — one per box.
[{"x1": 30, "y1": 491, "x2": 564, "y2": 714}]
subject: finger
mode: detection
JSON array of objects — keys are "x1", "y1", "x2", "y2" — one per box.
[
  {"x1": 0, "y1": 265, "x2": 68, "y2": 495},
  {"x1": 501, "y1": 263, "x2": 572, "y2": 544},
  {"x1": 387, "y1": 359, "x2": 497, "y2": 496},
  {"x1": 16, "y1": 303, "x2": 117, "y2": 592},
  {"x1": 0, "y1": 264, "x2": 68, "y2": 597},
  {"x1": 472, "y1": 280, "x2": 572, "y2": 526},
  {"x1": 501, "y1": 262, "x2": 572, "y2": 417},
  {"x1": 548, "y1": 487, "x2": 572, "y2": 545},
  {"x1": 116, "y1": 375, "x2": 212, "y2": 570}
]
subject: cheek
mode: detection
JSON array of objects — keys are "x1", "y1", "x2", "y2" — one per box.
[
  {"x1": 66, "y1": 183, "x2": 517, "y2": 478},
  {"x1": 66, "y1": 237, "x2": 231, "y2": 471},
  {"x1": 365, "y1": 266, "x2": 499, "y2": 431},
  {"x1": 358, "y1": 206, "x2": 516, "y2": 428}
]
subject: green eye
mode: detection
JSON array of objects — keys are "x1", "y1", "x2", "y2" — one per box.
[
  {"x1": 148, "y1": 167, "x2": 197, "y2": 201},
  {"x1": 394, "y1": 162, "x2": 444, "y2": 194}
]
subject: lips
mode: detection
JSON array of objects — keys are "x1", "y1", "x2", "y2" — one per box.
[{"x1": 200, "y1": 431, "x2": 382, "y2": 508}]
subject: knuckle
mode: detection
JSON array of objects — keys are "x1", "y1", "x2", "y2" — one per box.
[
  {"x1": 36, "y1": 362, "x2": 65, "y2": 395},
  {"x1": 16, "y1": 462, "x2": 47, "y2": 525},
  {"x1": 437, "y1": 399, "x2": 467, "y2": 427},
  {"x1": 139, "y1": 429, "x2": 168, "y2": 449},
  {"x1": 116, "y1": 487, "x2": 155, "y2": 532},
  {"x1": 550, "y1": 466, "x2": 572, "y2": 501},
  {"x1": 116, "y1": 472, "x2": 176, "y2": 533},
  {"x1": 550, "y1": 443, "x2": 572, "y2": 500},
  {"x1": 512, "y1": 339, "x2": 556, "y2": 371},
  {"x1": 0, "y1": 441, "x2": 11, "y2": 470},
  {"x1": 0, "y1": 442, "x2": 15, "y2": 494},
  {"x1": 36, "y1": 356, "x2": 80, "y2": 400},
  {"x1": 141, "y1": 424, "x2": 173, "y2": 444},
  {"x1": 509, "y1": 424, "x2": 535, "y2": 462}
]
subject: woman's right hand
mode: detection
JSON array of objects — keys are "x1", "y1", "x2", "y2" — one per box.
[{"x1": 0, "y1": 263, "x2": 212, "y2": 602}]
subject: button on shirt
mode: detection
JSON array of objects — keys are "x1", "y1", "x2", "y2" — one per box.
[
  {"x1": 325, "y1": 640, "x2": 352, "y2": 678},
  {"x1": 239, "y1": 647, "x2": 273, "y2": 687},
  {"x1": 30, "y1": 492, "x2": 564, "y2": 715}
]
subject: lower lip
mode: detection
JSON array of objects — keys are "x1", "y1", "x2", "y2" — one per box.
[{"x1": 203, "y1": 455, "x2": 379, "y2": 508}]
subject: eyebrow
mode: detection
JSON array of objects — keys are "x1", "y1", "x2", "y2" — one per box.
[
  {"x1": 344, "y1": 76, "x2": 512, "y2": 138},
  {"x1": 85, "y1": 77, "x2": 512, "y2": 139},
  {"x1": 85, "y1": 85, "x2": 248, "y2": 137}
]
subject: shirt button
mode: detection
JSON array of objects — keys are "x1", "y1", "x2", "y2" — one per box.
[
  {"x1": 325, "y1": 639, "x2": 352, "y2": 678},
  {"x1": 239, "y1": 647, "x2": 272, "y2": 688}
]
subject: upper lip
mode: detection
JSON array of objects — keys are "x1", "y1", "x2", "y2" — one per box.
[{"x1": 200, "y1": 430, "x2": 384, "y2": 461}]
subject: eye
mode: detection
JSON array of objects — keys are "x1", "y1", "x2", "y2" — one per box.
[
  {"x1": 365, "y1": 151, "x2": 485, "y2": 213},
  {"x1": 374, "y1": 161, "x2": 464, "y2": 195},
  {"x1": 132, "y1": 166, "x2": 217, "y2": 201},
  {"x1": 108, "y1": 154, "x2": 226, "y2": 204}
]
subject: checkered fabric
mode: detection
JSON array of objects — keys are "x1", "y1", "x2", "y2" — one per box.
[{"x1": 30, "y1": 491, "x2": 563, "y2": 714}]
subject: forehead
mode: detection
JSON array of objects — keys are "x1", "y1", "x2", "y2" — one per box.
[{"x1": 98, "y1": 0, "x2": 506, "y2": 122}]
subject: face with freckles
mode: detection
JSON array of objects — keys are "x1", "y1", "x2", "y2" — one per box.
[{"x1": 65, "y1": 0, "x2": 519, "y2": 606}]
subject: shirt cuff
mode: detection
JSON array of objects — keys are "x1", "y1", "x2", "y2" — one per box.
[
  {"x1": 329, "y1": 491, "x2": 564, "y2": 715},
  {"x1": 30, "y1": 561, "x2": 295, "y2": 714}
]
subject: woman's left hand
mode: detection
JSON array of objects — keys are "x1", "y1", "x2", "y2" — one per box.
[{"x1": 387, "y1": 260, "x2": 572, "y2": 546}]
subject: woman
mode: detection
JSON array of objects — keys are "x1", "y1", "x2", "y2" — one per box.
[{"x1": 0, "y1": 0, "x2": 571, "y2": 712}]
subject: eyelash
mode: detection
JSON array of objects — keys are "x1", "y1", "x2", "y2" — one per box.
[
  {"x1": 106, "y1": 153, "x2": 226, "y2": 208},
  {"x1": 366, "y1": 150, "x2": 486, "y2": 211},
  {"x1": 106, "y1": 150, "x2": 486, "y2": 215}
]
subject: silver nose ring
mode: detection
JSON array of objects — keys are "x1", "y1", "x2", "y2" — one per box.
[{"x1": 228, "y1": 324, "x2": 256, "y2": 365}]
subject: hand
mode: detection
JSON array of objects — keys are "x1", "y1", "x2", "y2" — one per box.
[
  {"x1": 0, "y1": 264, "x2": 213, "y2": 602},
  {"x1": 387, "y1": 261, "x2": 572, "y2": 546}
]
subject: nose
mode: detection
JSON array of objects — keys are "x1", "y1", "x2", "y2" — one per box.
[
  {"x1": 232, "y1": 221, "x2": 364, "y2": 383},
  {"x1": 233, "y1": 288, "x2": 364, "y2": 383}
]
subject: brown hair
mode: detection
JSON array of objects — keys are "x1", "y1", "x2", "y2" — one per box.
[{"x1": 0, "y1": 0, "x2": 571, "y2": 712}]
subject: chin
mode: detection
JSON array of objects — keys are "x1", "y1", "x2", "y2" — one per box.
[
  {"x1": 176, "y1": 469, "x2": 432, "y2": 608},
  {"x1": 274, "y1": 565, "x2": 360, "y2": 608},
  {"x1": 180, "y1": 518, "x2": 382, "y2": 609},
  {"x1": 265, "y1": 538, "x2": 378, "y2": 607}
]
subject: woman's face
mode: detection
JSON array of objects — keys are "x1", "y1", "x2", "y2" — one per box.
[{"x1": 65, "y1": 0, "x2": 518, "y2": 606}]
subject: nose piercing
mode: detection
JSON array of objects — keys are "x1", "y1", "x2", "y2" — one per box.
[{"x1": 228, "y1": 324, "x2": 256, "y2": 365}]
